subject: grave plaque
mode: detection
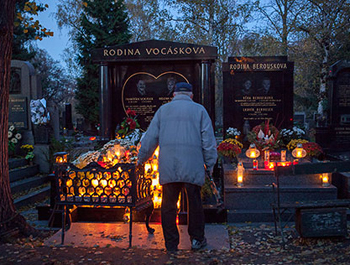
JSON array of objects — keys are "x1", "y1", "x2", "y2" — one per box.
[
  {"x1": 223, "y1": 56, "x2": 293, "y2": 135},
  {"x1": 328, "y1": 61, "x2": 350, "y2": 149},
  {"x1": 92, "y1": 40, "x2": 217, "y2": 139},
  {"x1": 9, "y1": 97, "x2": 28, "y2": 129}
]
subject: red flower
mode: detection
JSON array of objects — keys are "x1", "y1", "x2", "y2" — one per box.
[
  {"x1": 129, "y1": 120, "x2": 136, "y2": 130},
  {"x1": 126, "y1": 108, "x2": 136, "y2": 117}
]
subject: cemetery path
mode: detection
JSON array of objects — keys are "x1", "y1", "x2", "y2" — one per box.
[{"x1": 1, "y1": 223, "x2": 350, "y2": 264}]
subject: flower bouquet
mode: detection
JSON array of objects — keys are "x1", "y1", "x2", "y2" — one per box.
[
  {"x1": 117, "y1": 109, "x2": 141, "y2": 142},
  {"x1": 247, "y1": 120, "x2": 280, "y2": 151},
  {"x1": 225, "y1": 127, "x2": 241, "y2": 139},
  {"x1": 279, "y1": 126, "x2": 307, "y2": 147},
  {"x1": 21, "y1": 144, "x2": 35, "y2": 163},
  {"x1": 286, "y1": 139, "x2": 309, "y2": 152},
  {"x1": 8, "y1": 125, "x2": 22, "y2": 156},
  {"x1": 302, "y1": 142, "x2": 323, "y2": 158},
  {"x1": 30, "y1": 98, "x2": 50, "y2": 125},
  {"x1": 217, "y1": 138, "x2": 243, "y2": 163}
]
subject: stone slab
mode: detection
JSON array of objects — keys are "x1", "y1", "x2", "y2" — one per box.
[{"x1": 44, "y1": 222, "x2": 229, "y2": 250}]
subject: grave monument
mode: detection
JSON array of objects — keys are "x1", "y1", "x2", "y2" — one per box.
[
  {"x1": 92, "y1": 40, "x2": 217, "y2": 139},
  {"x1": 223, "y1": 56, "x2": 294, "y2": 137},
  {"x1": 327, "y1": 60, "x2": 350, "y2": 150}
]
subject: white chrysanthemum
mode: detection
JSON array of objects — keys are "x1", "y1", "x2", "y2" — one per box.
[
  {"x1": 11, "y1": 138, "x2": 18, "y2": 144},
  {"x1": 9, "y1": 125, "x2": 15, "y2": 131},
  {"x1": 8, "y1": 131, "x2": 13, "y2": 138},
  {"x1": 15, "y1": 133, "x2": 22, "y2": 140}
]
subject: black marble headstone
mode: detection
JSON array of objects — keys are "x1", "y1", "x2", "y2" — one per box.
[
  {"x1": 328, "y1": 60, "x2": 350, "y2": 149},
  {"x1": 92, "y1": 40, "x2": 217, "y2": 138},
  {"x1": 223, "y1": 56, "x2": 294, "y2": 135},
  {"x1": 9, "y1": 97, "x2": 28, "y2": 129}
]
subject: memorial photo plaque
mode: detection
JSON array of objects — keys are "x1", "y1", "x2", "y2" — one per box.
[{"x1": 223, "y1": 56, "x2": 294, "y2": 135}]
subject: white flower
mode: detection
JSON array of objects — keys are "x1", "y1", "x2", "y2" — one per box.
[
  {"x1": 11, "y1": 138, "x2": 18, "y2": 144},
  {"x1": 15, "y1": 133, "x2": 22, "y2": 140},
  {"x1": 258, "y1": 130, "x2": 265, "y2": 139},
  {"x1": 9, "y1": 125, "x2": 15, "y2": 131},
  {"x1": 8, "y1": 131, "x2": 13, "y2": 138}
]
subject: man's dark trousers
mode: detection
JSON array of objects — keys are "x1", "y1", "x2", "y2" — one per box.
[{"x1": 161, "y1": 182, "x2": 205, "y2": 251}]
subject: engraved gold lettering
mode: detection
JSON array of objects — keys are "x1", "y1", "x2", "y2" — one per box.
[
  {"x1": 135, "y1": 49, "x2": 140, "y2": 55},
  {"x1": 173, "y1": 47, "x2": 178, "y2": 54},
  {"x1": 104, "y1": 49, "x2": 109, "y2": 56},
  {"x1": 185, "y1": 47, "x2": 192, "y2": 54},
  {"x1": 193, "y1": 47, "x2": 199, "y2": 54},
  {"x1": 146, "y1": 48, "x2": 152, "y2": 55},
  {"x1": 167, "y1": 47, "x2": 173, "y2": 55},
  {"x1": 117, "y1": 49, "x2": 123, "y2": 56},
  {"x1": 161, "y1": 48, "x2": 167, "y2": 55},
  {"x1": 199, "y1": 47, "x2": 205, "y2": 54},
  {"x1": 153, "y1": 48, "x2": 160, "y2": 55},
  {"x1": 127, "y1": 49, "x2": 134, "y2": 55},
  {"x1": 179, "y1": 47, "x2": 184, "y2": 54}
]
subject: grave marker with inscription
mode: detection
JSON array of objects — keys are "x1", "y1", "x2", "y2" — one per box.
[
  {"x1": 9, "y1": 97, "x2": 28, "y2": 129},
  {"x1": 223, "y1": 56, "x2": 294, "y2": 136},
  {"x1": 328, "y1": 60, "x2": 350, "y2": 150},
  {"x1": 92, "y1": 40, "x2": 217, "y2": 139}
]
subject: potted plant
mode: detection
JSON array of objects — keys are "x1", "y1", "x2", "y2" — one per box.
[{"x1": 21, "y1": 144, "x2": 35, "y2": 165}]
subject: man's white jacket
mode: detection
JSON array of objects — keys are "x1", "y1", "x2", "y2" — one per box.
[{"x1": 137, "y1": 94, "x2": 217, "y2": 186}]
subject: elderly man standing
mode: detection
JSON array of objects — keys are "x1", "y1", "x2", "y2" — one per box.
[{"x1": 138, "y1": 82, "x2": 217, "y2": 252}]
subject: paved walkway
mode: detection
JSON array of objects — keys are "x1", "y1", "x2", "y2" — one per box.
[{"x1": 45, "y1": 222, "x2": 230, "y2": 250}]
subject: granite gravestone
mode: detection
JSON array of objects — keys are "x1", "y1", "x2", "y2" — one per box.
[
  {"x1": 9, "y1": 60, "x2": 41, "y2": 131},
  {"x1": 223, "y1": 56, "x2": 294, "y2": 135},
  {"x1": 328, "y1": 60, "x2": 350, "y2": 149},
  {"x1": 92, "y1": 40, "x2": 217, "y2": 139}
]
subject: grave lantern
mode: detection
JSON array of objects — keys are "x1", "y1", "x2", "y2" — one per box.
[
  {"x1": 321, "y1": 173, "x2": 331, "y2": 187},
  {"x1": 54, "y1": 152, "x2": 68, "y2": 164},
  {"x1": 292, "y1": 143, "x2": 307, "y2": 159},
  {"x1": 237, "y1": 162, "x2": 245, "y2": 187},
  {"x1": 245, "y1": 143, "x2": 260, "y2": 170}
]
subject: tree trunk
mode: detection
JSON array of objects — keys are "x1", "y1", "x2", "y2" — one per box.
[{"x1": 0, "y1": 0, "x2": 38, "y2": 238}]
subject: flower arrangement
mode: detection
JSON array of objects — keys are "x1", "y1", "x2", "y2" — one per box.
[
  {"x1": 247, "y1": 120, "x2": 280, "y2": 151},
  {"x1": 8, "y1": 125, "x2": 22, "y2": 155},
  {"x1": 73, "y1": 139, "x2": 138, "y2": 169},
  {"x1": 286, "y1": 139, "x2": 309, "y2": 152},
  {"x1": 117, "y1": 109, "x2": 141, "y2": 140},
  {"x1": 302, "y1": 142, "x2": 323, "y2": 158},
  {"x1": 21, "y1": 144, "x2": 35, "y2": 161},
  {"x1": 30, "y1": 98, "x2": 50, "y2": 125},
  {"x1": 279, "y1": 126, "x2": 307, "y2": 147},
  {"x1": 225, "y1": 127, "x2": 241, "y2": 139},
  {"x1": 217, "y1": 138, "x2": 243, "y2": 159}
]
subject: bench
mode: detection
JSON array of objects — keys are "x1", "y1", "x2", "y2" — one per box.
[
  {"x1": 53, "y1": 154, "x2": 154, "y2": 247},
  {"x1": 272, "y1": 161, "x2": 350, "y2": 244}
]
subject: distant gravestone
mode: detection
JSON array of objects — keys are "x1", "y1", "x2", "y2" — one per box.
[
  {"x1": 92, "y1": 40, "x2": 217, "y2": 139},
  {"x1": 328, "y1": 60, "x2": 350, "y2": 150},
  {"x1": 223, "y1": 56, "x2": 294, "y2": 135},
  {"x1": 9, "y1": 97, "x2": 28, "y2": 129},
  {"x1": 9, "y1": 60, "x2": 41, "y2": 132}
]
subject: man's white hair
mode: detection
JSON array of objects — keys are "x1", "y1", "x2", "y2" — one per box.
[{"x1": 173, "y1": 91, "x2": 193, "y2": 97}]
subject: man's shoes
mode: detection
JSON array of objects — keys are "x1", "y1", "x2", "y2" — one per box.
[
  {"x1": 166, "y1": 247, "x2": 178, "y2": 255},
  {"x1": 191, "y1": 238, "x2": 207, "y2": 250}
]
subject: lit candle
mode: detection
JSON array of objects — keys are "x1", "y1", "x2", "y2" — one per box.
[
  {"x1": 237, "y1": 162, "x2": 244, "y2": 187},
  {"x1": 322, "y1": 173, "x2": 330, "y2": 187},
  {"x1": 145, "y1": 163, "x2": 151, "y2": 172},
  {"x1": 281, "y1": 150, "x2": 286, "y2": 162}
]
